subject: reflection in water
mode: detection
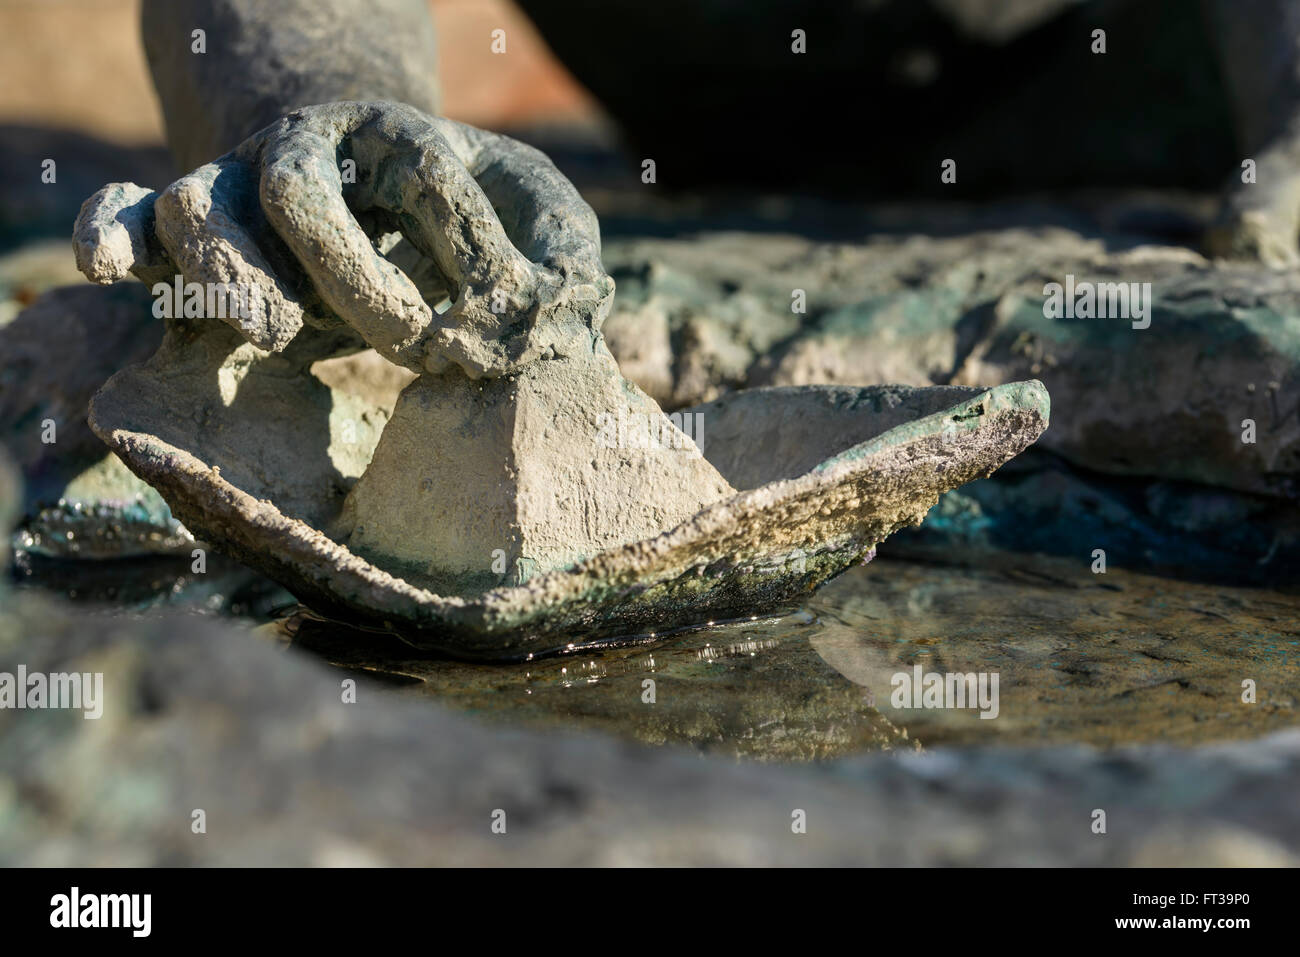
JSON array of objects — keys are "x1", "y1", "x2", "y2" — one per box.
[{"x1": 268, "y1": 555, "x2": 1300, "y2": 761}]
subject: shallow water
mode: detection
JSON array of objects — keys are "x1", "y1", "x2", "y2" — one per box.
[{"x1": 268, "y1": 553, "x2": 1300, "y2": 761}]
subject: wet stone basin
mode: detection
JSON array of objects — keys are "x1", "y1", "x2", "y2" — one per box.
[{"x1": 269, "y1": 554, "x2": 1300, "y2": 760}]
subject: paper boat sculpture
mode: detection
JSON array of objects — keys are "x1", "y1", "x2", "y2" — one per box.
[{"x1": 74, "y1": 102, "x2": 1049, "y2": 659}]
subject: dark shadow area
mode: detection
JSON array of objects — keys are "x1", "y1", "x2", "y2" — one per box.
[
  {"x1": 516, "y1": 0, "x2": 1236, "y2": 197},
  {"x1": 0, "y1": 125, "x2": 174, "y2": 252}
]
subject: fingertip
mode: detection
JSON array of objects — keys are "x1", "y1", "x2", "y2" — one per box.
[{"x1": 72, "y1": 182, "x2": 160, "y2": 284}]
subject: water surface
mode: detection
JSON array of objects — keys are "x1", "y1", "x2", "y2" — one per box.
[{"x1": 270, "y1": 554, "x2": 1300, "y2": 760}]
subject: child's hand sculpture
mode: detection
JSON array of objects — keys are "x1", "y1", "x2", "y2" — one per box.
[
  {"x1": 75, "y1": 101, "x2": 613, "y2": 379},
  {"x1": 66, "y1": 1, "x2": 1049, "y2": 658}
]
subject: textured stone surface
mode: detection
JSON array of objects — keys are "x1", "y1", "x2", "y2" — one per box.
[
  {"x1": 1, "y1": 590, "x2": 1297, "y2": 866},
  {"x1": 0, "y1": 241, "x2": 87, "y2": 323},
  {"x1": 602, "y1": 230, "x2": 1300, "y2": 500},
  {"x1": 0, "y1": 447, "x2": 18, "y2": 570},
  {"x1": 891, "y1": 451, "x2": 1300, "y2": 584},
  {"x1": 21, "y1": 218, "x2": 1300, "y2": 578},
  {"x1": 0, "y1": 283, "x2": 189, "y2": 558},
  {"x1": 0, "y1": 284, "x2": 158, "y2": 497}
]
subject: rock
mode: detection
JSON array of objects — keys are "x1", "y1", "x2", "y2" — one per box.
[
  {"x1": 0, "y1": 284, "x2": 158, "y2": 492},
  {"x1": 1, "y1": 590, "x2": 1298, "y2": 865},
  {"x1": 0, "y1": 287, "x2": 285, "y2": 606},
  {"x1": 0, "y1": 283, "x2": 190, "y2": 559},
  {"x1": 948, "y1": 256, "x2": 1300, "y2": 500},
  {"x1": 26, "y1": 218, "x2": 1296, "y2": 579},
  {"x1": 0, "y1": 446, "x2": 18, "y2": 570},
  {"x1": 598, "y1": 297, "x2": 674, "y2": 404},
  {"x1": 0, "y1": 447, "x2": 287, "y2": 618},
  {"x1": 0, "y1": 241, "x2": 88, "y2": 325},
  {"x1": 603, "y1": 230, "x2": 1300, "y2": 500},
  {"x1": 310, "y1": 349, "x2": 416, "y2": 412},
  {"x1": 602, "y1": 233, "x2": 809, "y2": 406},
  {"x1": 890, "y1": 454, "x2": 1300, "y2": 583}
]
